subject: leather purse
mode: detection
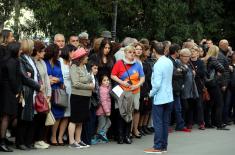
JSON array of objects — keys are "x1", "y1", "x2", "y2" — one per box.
[
  {"x1": 52, "y1": 89, "x2": 68, "y2": 108},
  {"x1": 35, "y1": 92, "x2": 49, "y2": 113},
  {"x1": 202, "y1": 87, "x2": 210, "y2": 102}
]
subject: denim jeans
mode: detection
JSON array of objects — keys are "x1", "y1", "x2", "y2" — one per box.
[
  {"x1": 170, "y1": 96, "x2": 185, "y2": 130},
  {"x1": 152, "y1": 103, "x2": 171, "y2": 150}
]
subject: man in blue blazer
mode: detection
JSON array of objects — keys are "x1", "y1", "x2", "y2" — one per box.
[{"x1": 144, "y1": 42, "x2": 173, "y2": 154}]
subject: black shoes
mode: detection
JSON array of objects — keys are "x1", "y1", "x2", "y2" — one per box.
[
  {"x1": 16, "y1": 144, "x2": 29, "y2": 150},
  {"x1": 123, "y1": 137, "x2": 132, "y2": 144},
  {"x1": 117, "y1": 136, "x2": 132, "y2": 144},
  {"x1": 132, "y1": 132, "x2": 142, "y2": 139},
  {"x1": 0, "y1": 144, "x2": 13, "y2": 152},
  {"x1": 205, "y1": 124, "x2": 215, "y2": 129},
  {"x1": 117, "y1": 136, "x2": 124, "y2": 144},
  {"x1": 217, "y1": 126, "x2": 230, "y2": 130},
  {"x1": 142, "y1": 126, "x2": 153, "y2": 134}
]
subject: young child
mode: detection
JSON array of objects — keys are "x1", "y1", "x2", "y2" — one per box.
[
  {"x1": 96, "y1": 75, "x2": 111, "y2": 143},
  {"x1": 85, "y1": 61, "x2": 99, "y2": 145}
]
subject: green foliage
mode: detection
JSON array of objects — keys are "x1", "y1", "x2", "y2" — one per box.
[
  {"x1": 23, "y1": 0, "x2": 234, "y2": 45},
  {"x1": 0, "y1": 0, "x2": 15, "y2": 30}
]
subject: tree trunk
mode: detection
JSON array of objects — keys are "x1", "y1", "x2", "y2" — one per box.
[
  {"x1": 13, "y1": 0, "x2": 20, "y2": 40},
  {"x1": 112, "y1": 0, "x2": 118, "y2": 41}
]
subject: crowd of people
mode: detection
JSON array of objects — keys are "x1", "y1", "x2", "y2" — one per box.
[{"x1": 0, "y1": 29, "x2": 234, "y2": 153}]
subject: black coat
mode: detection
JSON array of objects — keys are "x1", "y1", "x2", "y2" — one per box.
[
  {"x1": 206, "y1": 56, "x2": 225, "y2": 88},
  {"x1": 217, "y1": 50, "x2": 230, "y2": 87},
  {"x1": 140, "y1": 60, "x2": 152, "y2": 97},
  {"x1": 169, "y1": 56, "x2": 187, "y2": 96},
  {"x1": 0, "y1": 57, "x2": 22, "y2": 115},
  {"x1": 20, "y1": 54, "x2": 40, "y2": 121},
  {"x1": 190, "y1": 59, "x2": 206, "y2": 94}
]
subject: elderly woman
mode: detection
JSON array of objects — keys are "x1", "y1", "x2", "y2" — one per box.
[
  {"x1": 179, "y1": 48, "x2": 199, "y2": 130},
  {"x1": 32, "y1": 41, "x2": 51, "y2": 149},
  {"x1": 203, "y1": 45, "x2": 228, "y2": 130},
  {"x1": 189, "y1": 45, "x2": 207, "y2": 130},
  {"x1": 68, "y1": 48, "x2": 94, "y2": 148},
  {"x1": 16, "y1": 39, "x2": 42, "y2": 150},
  {"x1": 111, "y1": 45, "x2": 145, "y2": 144}
]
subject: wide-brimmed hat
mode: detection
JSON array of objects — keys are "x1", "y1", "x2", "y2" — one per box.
[
  {"x1": 101, "y1": 30, "x2": 112, "y2": 39},
  {"x1": 71, "y1": 48, "x2": 87, "y2": 60}
]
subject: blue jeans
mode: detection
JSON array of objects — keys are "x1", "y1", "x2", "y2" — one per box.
[
  {"x1": 170, "y1": 96, "x2": 185, "y2": 130},
  {"x1": 152, "y1": 103, "x2": 171, "y2": 150}
]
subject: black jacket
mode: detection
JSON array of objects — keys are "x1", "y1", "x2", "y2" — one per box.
[
  {"x1": 206, "y1": 56, "x2": 225, "y2": 88},
  {"x1": 0, "y1": 57, "x2": 22, "y2": 115},
  {"x1": 169, "y1": 56, "x2": 187, "y2": 96},
  {"x1": 190, "y1": 59, "x2": 206, "y2": 94},
  {"x1": 217, "y1": 50, "x2": 230, "y2": 87},
  {"x1": 20, "y1": 54, "x2": 40, "y2": 121},
  {"x1": 140, "y1": 60, "x2": 152, "y2": 97}
]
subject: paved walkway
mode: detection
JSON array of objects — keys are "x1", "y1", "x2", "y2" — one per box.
[{"x1": 1, "y1": 125, "x2": 234, "y2": 155}]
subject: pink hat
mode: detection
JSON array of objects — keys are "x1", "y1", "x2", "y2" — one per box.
[{"x1": 71, "y1": 48, "x2": 87, "y2": 60}]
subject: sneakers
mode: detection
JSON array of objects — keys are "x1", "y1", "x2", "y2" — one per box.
[
  {"x1": 144, "y1": 148, "x2": 162, "y2": 154},
  {"x1": 98, "y1": 130, "x2": 109, "y2": 142},
  {"x1": 34, "y1": 141, "x2": 49, "y2": 149},
  {"x1": 69, "y1": 141, "x2": 90, "y2": 149},
  {"x1": 69, "y1": 142, "x2": 80, "y2": 148}
]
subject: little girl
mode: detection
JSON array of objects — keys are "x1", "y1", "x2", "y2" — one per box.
[{"x1": 96, "y1": 75, "x2": 111, "y2": 142}]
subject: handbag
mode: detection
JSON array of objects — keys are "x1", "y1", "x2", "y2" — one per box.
[
  {"x1": 45, "y1": 110, "x2": 56, "y2": 126},
  {"x1": 52, "y1": 88, "x2": 68, "y2": 108},
  {"x1": 35, "y1": 92, "x2": 49, "y2": 114},
  {"x1": 202, "y1": 87, "x2": 210, "y2": 102}
]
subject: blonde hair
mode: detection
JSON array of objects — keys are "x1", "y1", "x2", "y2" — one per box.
[
  {"x1": 179, "y1": 48, "x2": 191, "y2": 56},
  {"x1": 124, "y1": 45, "x2": 135, "y2": 53},
  {"x1": 207, "y1": 45, "x2": 219, "y2": 57},
  {"x1": 21, "y1": 39, "x2": 34, "y2": 55}
]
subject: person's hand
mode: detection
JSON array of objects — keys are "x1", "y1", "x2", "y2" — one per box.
[
  {"x1": 121, "y1": 81, "x2": 131, "y2": 87},
  {"x1": 217, "y1": 72, "x2": 222, "y2": 76},
  {"x1": 52, "y1": 77, "x2": 60, "y2": 83},
  {"x1": 16, "y1": 93, "x2": 19, "y2": 98},
  {"x1": 192, "y1": 70, "x2": 196, "y2": 76},
  {"x1": 221, "y1": 86, "x2": 227, "y2": 92},
  {"x1": 229, "y1": 65, "x2": 234, "y2": 72},
  {"x1": 106, "y1": 112, "x2": 111, "y2": 116},
  {"x1": 130, "y1": 84, "x2": 139, "y2": 91},
  {"x1": 27, "y1": 72, "x2": 31, "y2": 77},
  {"x1": 47, "y1": 96, "x2": 51, "y2": 101},
  {"x1": 89, "y1": 83, "x2": 95, "y2": 89},
  {"x1": 40, "y1": 85, "x2": 44, "y2": 92}
]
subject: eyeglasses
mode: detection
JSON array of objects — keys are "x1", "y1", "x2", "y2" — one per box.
[
  {"x1": 71, "y1": 40, "x2": 79, "y2": 42},
  {"x1": 135, "y1": 48, "x2": 142, "y2": 51}
]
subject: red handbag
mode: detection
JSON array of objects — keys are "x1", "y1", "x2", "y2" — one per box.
[
  {"x1": 35, "y1": 92, "x2": 49, "y2": 114},
  {"x1": 202, "y1": 87, "x2": 210, "y2": 102}
]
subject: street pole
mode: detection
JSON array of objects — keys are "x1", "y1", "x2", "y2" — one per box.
[{"x1": 112, "y1": 0, "x2": 118, "y2": 41}]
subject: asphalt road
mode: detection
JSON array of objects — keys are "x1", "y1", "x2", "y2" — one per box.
[{"x1": 1, "y1": 125, "x2": 234, "y2": 155}]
